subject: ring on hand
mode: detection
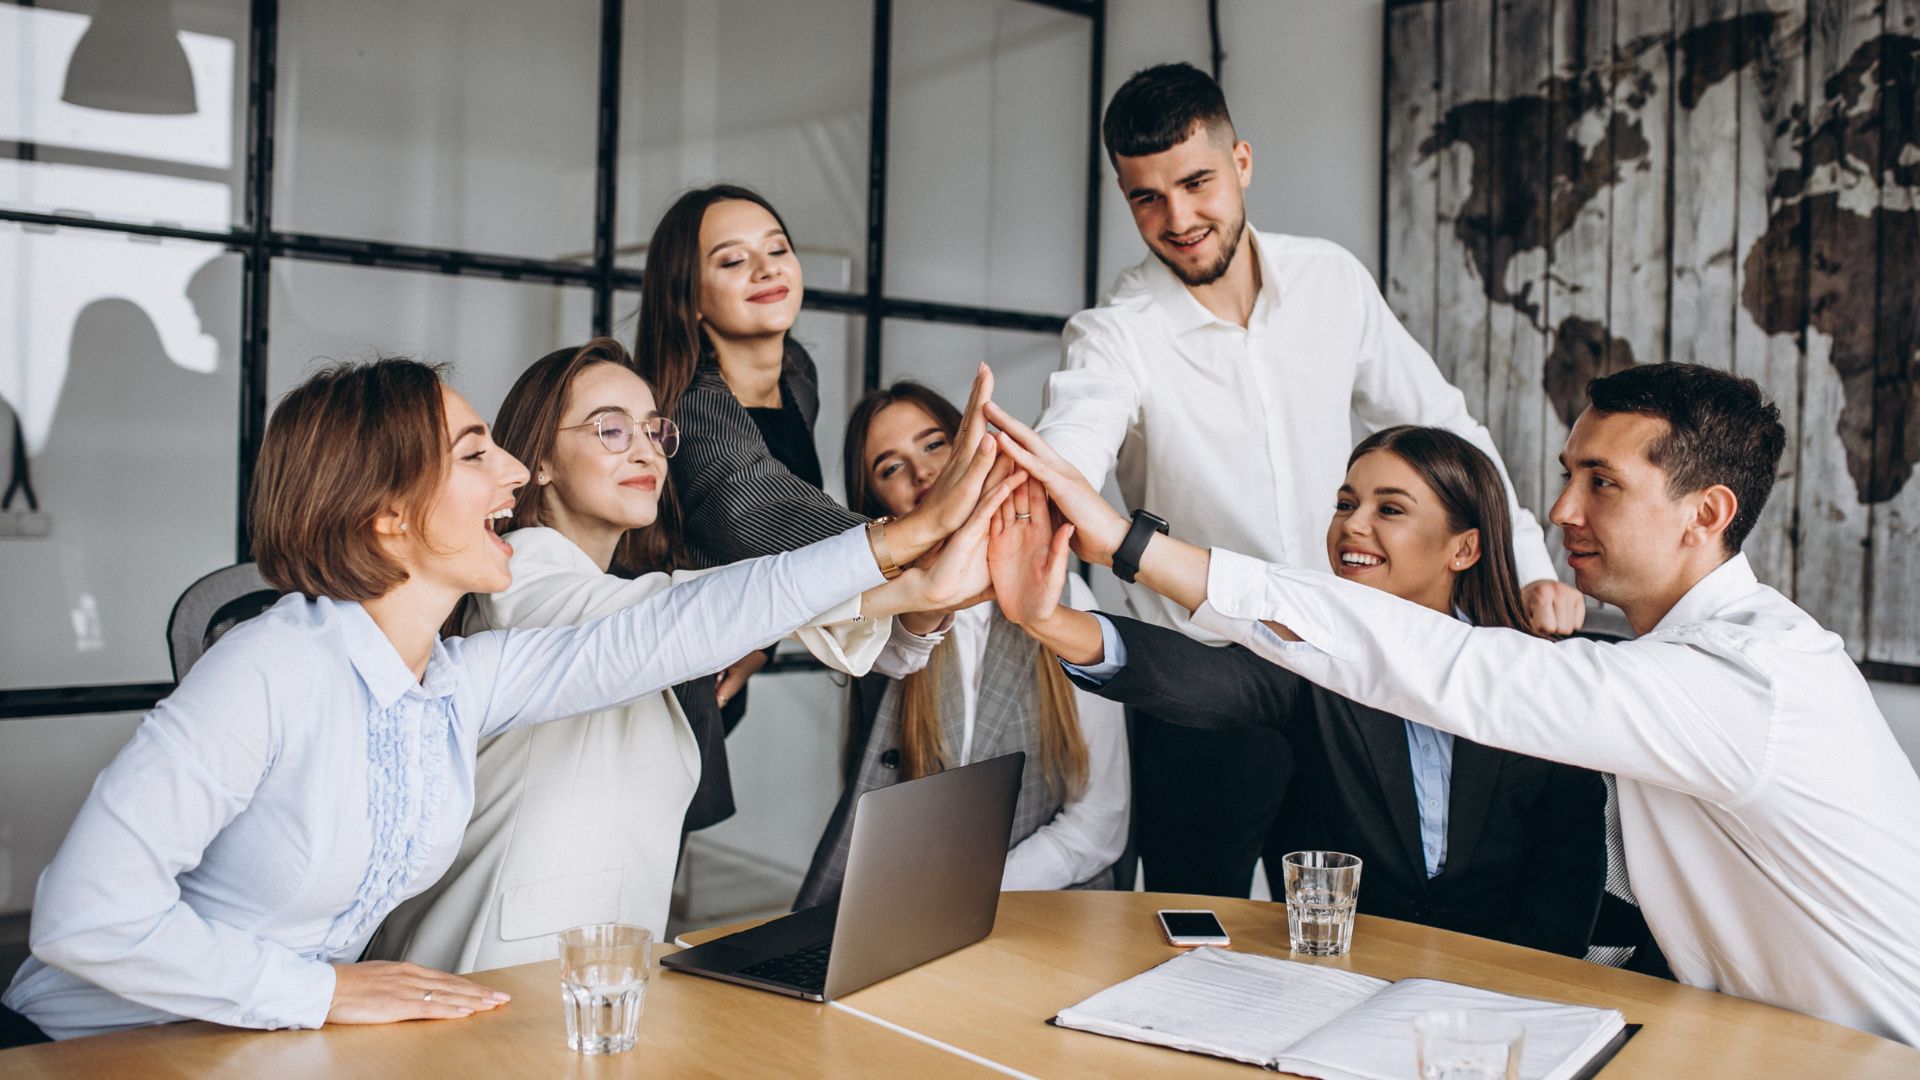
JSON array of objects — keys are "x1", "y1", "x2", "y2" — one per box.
[
  {"x1": 422, "y1": 989, "x2": 435, "y2": 1003},
  {"x1": 1014, "y1": 512, "x2": 1032, "y2": 521}
]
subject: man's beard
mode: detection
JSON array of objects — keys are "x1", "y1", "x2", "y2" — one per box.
[{"x1": 1153, "y1": 212, "x2": 1247, "y2": 287}]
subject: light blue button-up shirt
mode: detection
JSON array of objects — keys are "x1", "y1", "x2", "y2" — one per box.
[
  {"x1": 1066, "y1": 611, "x2": 1455, "y2": 878},
  {"x1": 3, "y1": 527, "x2": 881, "y2": 1040}
]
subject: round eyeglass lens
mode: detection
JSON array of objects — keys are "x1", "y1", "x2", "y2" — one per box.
[{"x1": 595, "y1": 413, "x2": 635, "y2": 453}]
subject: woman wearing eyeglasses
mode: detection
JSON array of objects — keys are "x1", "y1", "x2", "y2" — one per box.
[
  {"x1": 1, "y1": 353, "x2": 1010, "y2": 1043},
  {"x1": 364, "y1": 339, "x2": 992, "y2": 974}
]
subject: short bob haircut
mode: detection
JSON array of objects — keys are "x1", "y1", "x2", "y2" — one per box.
[{"x1": 251, "y1": 356, "x2": 450, "y2": 600}]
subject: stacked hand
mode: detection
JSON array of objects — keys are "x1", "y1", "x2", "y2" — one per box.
[
  {"x1": 884, "y1": 365, "x2": 1009, "y2": 565},
  {"x1": 986, "y1": 477, "x2": 1074, "y2": 627},
  {"x1": 984, "y1": 401, "x2": 1127, "y2": 567}
]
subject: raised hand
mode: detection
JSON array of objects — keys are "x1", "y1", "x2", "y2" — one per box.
[
  {"x1": 864, "y1": 466, "x2": 1024, "y2": 618},
  {"x1": 890, "y1": 364, "x2": 1000, "y2": 561},
  {"x1": 327, "y1": 960, "x2": 510, "y2": 1025},
  {"x1": 988, "y1": 478, "x2": 1075, "y2": 627},
  {"x1": 984, "y1": 401, "x2": 1128, "y2": 566}
]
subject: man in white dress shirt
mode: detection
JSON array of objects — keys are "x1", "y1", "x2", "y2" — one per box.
[
  {"x1": 991, "y1": 362, "x2": 1920, "y2": 1044},
  {"x1": 1035, "y1": 62, "x2": 1583, "y2": 895}
]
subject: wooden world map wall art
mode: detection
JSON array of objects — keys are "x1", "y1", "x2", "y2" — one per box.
[{"x1": 1383, "y1": 0, "x2": 1920, "y2": 668}]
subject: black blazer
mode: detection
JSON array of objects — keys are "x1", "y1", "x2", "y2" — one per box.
[{"x1": 1080, "y1": 615, "x2": 1606, "y2": 957}]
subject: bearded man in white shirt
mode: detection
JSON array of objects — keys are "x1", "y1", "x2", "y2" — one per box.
[
  {"x1": 1035, "y1": 62, "x2": 1582, "y2": 896},
  {"x1": 989, "y1": 362, "x2": 1920, "y2": 1045}
]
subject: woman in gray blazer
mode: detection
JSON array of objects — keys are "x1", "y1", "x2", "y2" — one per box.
[{"x1": 796, "y1": 383, "x2": 1130, "y2": 909}]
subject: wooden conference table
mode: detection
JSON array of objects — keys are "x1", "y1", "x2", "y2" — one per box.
[{"x1": 4, "y1": 892, "x2": 1916, "y2": 1078}]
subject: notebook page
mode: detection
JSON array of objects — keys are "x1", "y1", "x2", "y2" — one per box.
[
  {"x1": 1272, "y1": 978, "x2": 1625, "y2": 1080},
  {"x1": 1053, "y1": 947, "x2": 1391, "y2": 1067}
]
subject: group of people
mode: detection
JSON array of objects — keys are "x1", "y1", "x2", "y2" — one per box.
[{"x1": 3, "y1": 62, "x2": 1917, "y2": 1052}]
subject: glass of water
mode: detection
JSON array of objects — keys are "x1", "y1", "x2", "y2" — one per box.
[
  {"x1": 1414, "y1": 1009, "x2": 1524, "y2": 1080},
  {"x1": 1281, "y1": 850, "x2": 1362, "y2": 956},
  {"x1": 557, "y1": 923, "x2": 652, "y2": 1054}
]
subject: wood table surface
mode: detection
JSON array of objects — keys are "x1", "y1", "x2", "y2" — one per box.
[
  {"x1": 7, "y1": 890, "x2": 1916, "y2": 1078},
  {"x1": 678, "y1": 890, "x2": 1920, "y2": 1078},
  {"x1": 0, "y1": 942, "x2": 982, "y2": 1079}
]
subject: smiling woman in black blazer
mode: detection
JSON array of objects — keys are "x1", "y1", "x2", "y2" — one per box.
[{"x1": 991, "y1": 425, "x2": 1607, "y2": 956}]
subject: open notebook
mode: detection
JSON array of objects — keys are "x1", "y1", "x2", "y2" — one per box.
[{"x1": 1051, "y1": 947, "x2": 1631, "y2": 1080}]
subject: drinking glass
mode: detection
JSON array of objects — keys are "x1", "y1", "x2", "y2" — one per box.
[
  {"x1": 1414, "y1": 1009, "x2": 1524, "y2": 1080},
  {"x1": 557, "y1": 923, "x2": 652, "y2": 1054},
  {"x1": 1281, "y1": 850, "x2": 1362, "y2": 956}
]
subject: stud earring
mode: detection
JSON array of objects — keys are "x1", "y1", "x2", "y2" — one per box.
[
  {"x1": 400, "y1": 522, "x2": 408, "y2": 532},
  {"x1": 538, "y1": 472, "x2": 549, "y2": 483}
]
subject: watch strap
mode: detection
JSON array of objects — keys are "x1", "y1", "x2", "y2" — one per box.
[{"x1": 1113, "y1": 510, "x2": 1169, "y2": 584}]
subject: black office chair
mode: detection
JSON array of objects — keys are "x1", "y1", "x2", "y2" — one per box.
[{"x1": 166, "y1": 562, "x2": 281, "y2": 680}]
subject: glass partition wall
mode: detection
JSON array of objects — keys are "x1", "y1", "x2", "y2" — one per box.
[{"x1": 0, "y1": 0, "x2": 1105, "y2": 720}]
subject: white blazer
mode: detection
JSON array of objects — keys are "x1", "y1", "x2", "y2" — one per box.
[{"x1": 365, "y1": 527, "x2": 889, "y2": 973}]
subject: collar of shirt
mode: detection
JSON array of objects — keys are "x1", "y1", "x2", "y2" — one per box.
[
  {"x1": 334, "y1": 597, "x2": 457, "y2": 709},
  {"x1": 1647, "y1": 553, "x2": 1757, "y2": 637},
  {"x1": 1135, "y1": 225, "x2": 1286, "y2": 336}
]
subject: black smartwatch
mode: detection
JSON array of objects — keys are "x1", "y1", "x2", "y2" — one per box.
[{"x1": 1112, "y1": 509, "x2": 1169, "y2": 583}]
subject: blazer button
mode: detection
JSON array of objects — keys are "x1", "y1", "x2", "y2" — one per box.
[{"x1": 881, "y1": 749, "x2": 900, "y2": 769}]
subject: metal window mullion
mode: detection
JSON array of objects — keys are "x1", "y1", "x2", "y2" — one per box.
[
  {"x1": 590, "y1": 0, "x2": 623, "y2": 336},
  {"x1": 1084, "y1": 0, "x2": 1104, "y2": 308},
  {"x1": 237, "y1": 0, "x2": 278, "y2": 561},
  {"x1": 861, "y1": 0, "x2": 893, "y2": 394}
]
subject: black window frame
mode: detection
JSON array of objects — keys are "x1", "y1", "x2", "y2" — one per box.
[{"x1": 0, "y1": 0, "x2": 1109, "y2": 719}]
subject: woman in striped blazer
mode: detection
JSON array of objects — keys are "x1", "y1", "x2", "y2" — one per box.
[{"x1": 632, "y1": 185, "x2": 992, "y2": 816}]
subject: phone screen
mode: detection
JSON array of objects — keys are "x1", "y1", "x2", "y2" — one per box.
[{"x1": 1159, "y1": 911, "x2": 1228, "y2": 939}]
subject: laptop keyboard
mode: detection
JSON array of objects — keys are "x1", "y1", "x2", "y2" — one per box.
[{"x1": 735, "y1": 938, "x2": 834, "y2": 993}]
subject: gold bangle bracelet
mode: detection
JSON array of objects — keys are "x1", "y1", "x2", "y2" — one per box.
[{"x1": 866, "y1": 517, "x2": 904, "y2": 580}]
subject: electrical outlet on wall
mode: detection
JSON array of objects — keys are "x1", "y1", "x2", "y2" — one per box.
[{"x1": 0, "y1": 510, "x2": 51, "y2": 538}]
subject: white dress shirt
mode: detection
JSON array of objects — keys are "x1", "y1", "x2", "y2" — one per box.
[
  {"x1": 2, "y1": 527, "x2": 883, "y2": 1040},
  {"x1": 368, "y1": 527, "x2": 892, "y2": 973},
  {"x1": 1195, "y1": 550, "x2": 1920, "y2": 1045},
  {"x1": 1036, "y1": 230, "x2": 1556, "y2": 638},
  {"x1": 873, "y1": 576, "x2": 1130, "y2": 890}
]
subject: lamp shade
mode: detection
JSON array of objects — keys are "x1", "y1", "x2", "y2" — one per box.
[{"x1": 60, "y1": 0, "x2": 198, "y2": 116}]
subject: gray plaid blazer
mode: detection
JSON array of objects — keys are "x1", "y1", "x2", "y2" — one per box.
[{"x1": 794, "y1": 607, "x2": 1114, "y2": 910}]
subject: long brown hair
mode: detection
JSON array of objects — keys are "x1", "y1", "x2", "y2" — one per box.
[
  {"x1": 1345, "y1": 426, "x2": 1536, "y2": 634},
  {"x1": 843, "y1": 382, "x2": 1089, "y2": 801},
  {"x1": 489, "y1": 337, "x2": 689, "y2": 577},
  {"x1": 633, "y1": 183, "x2": 799, "y2": 419}
]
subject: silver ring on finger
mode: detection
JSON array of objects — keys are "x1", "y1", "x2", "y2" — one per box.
[
  {"x1": 423, "y1": 989, "x2": 435, "y2": 1002},
  {"x1": 1014, "y1": 512, "x2": 1032, "y2": 521}
]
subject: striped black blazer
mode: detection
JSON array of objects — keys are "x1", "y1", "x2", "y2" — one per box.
[{"x1": 671, "y1": 340, "x2": 866, "y2": 567}]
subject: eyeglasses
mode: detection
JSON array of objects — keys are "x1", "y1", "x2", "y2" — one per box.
[{"x1": 559, "y1": 410, "x2": 681, "y2": 458}]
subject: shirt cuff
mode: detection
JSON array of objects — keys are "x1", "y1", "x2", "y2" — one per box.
[
  {"x1": 813, "y1": 524, "x2": 889, "y2": 601},
  {"x1": 1199, "y1": 547, "x2": 1351, "y2": 660},
  {"x1": 1058, "y1": 613, "x2": 1128, "y2": 686}
]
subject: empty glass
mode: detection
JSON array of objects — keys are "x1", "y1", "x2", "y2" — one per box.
[
  {"x1": 1414, "y1": 1009, "x2": 1524, "y2": 1080},
  {"x1": 558, "y1": 923, "x2": 652, "y2": 1054},
  {"x1": 1282, "y1": 850, "x2": 1363, "y2": 956}
]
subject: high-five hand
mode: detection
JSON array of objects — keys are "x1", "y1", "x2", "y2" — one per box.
[
  {"x1": 888, "y1": 364, "x2": 1001, "y2": 562},
  {"x1": 987, "y1": 478, "x2": 1075, "y2": 626},
  {"x1": 984, "y1": 401, "x2": 1128, "y2": 566},
  {"x1": 863, "y1": 466, "x2": 1025, "y2": 617}
]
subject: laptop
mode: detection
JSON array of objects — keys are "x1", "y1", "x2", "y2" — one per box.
[{"x1": 662, "y1": 751, "x2": 1023, "y2": 1001}]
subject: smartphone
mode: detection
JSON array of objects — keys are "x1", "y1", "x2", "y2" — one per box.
[{"x1": 1157, "y1": 908, "x2": 1230, "y2": 947}]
